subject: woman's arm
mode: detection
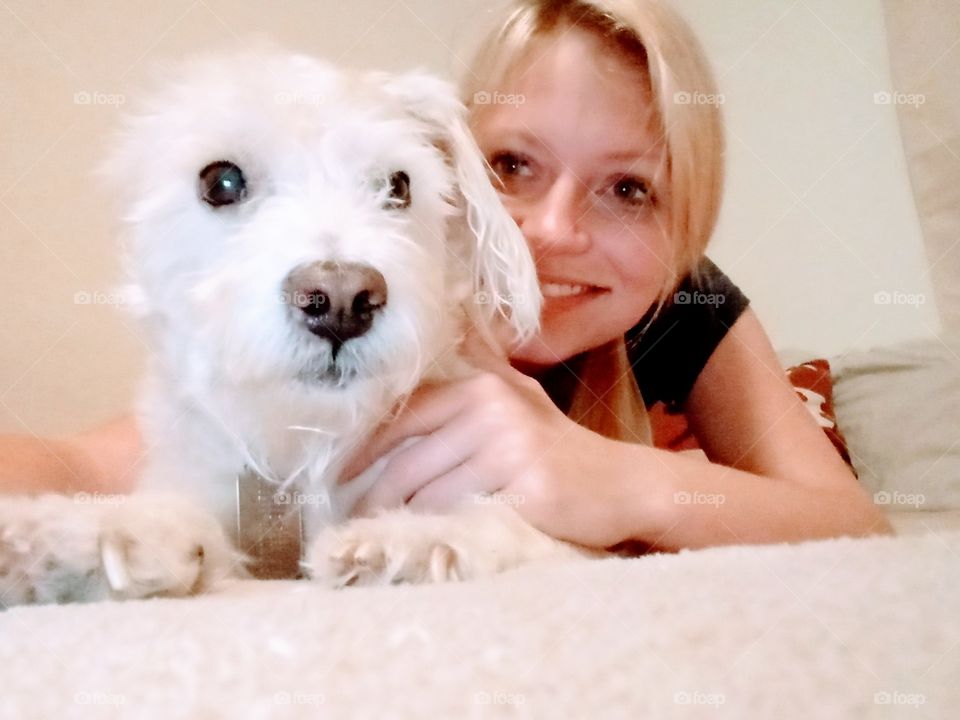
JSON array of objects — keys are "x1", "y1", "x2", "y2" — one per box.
[
  {"x1": 632, "y1": 306, "x2": 892, "y2": 550},
  {"x1": 339, "y1": 310, "x2": 892, "y2": 551},
  {"x1": 0, "y1": 415, "x2": 142, "y2": 495},
  {"x1": 616, "y1": 442, "x2": 891, "y2": 551}
]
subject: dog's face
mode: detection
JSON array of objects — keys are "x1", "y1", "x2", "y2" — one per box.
[{"x1": 106, "y1": 51, "x2": 540, "y2": 395}]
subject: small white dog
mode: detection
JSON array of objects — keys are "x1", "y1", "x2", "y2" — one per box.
[{"x1": 0, "y1": 50, "x2": 588, "y2": 606}]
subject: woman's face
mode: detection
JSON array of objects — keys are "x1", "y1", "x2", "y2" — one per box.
[{"x1": 470, "y1": 28, "x2": 674, "y2": 371}]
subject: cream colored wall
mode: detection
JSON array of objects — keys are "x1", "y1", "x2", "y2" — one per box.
[
  {"x1": 0, "y1": 0, "x2": 947, "y2": 435},
  {"x1": 674, "y1": 0, "x2": 941, "y2": 357}
]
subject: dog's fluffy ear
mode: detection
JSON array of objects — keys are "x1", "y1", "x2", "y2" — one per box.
[{"x1": 373, "y1": 70, "x2": 541, "y2": 349}]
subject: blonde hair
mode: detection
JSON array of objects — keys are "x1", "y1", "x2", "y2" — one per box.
[{"x1": 461, "y1": 0, "x2": 725, "y2": 443}]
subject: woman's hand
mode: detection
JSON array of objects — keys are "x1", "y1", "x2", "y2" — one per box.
[{"x1": 338, "y1": 336, "x2": 655, "y2": 549}]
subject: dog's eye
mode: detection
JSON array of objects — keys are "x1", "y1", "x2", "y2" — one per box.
[
  {"x1": 198, "y1": 161, "x2": 247, "y2": 208},
  {"x1": 386, "y1": 171, "x2": 411, "y2": 209}
]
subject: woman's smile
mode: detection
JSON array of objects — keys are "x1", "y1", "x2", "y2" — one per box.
[{"x1": 539, "y1": 279, "x2": 609, "y2": 313}]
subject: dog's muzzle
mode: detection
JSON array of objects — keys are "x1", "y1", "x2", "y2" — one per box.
[{"x1": 283, "y1": 260, "x2": 387, "y2": 358}]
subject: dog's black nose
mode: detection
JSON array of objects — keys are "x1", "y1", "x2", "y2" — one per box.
[{"x1": 283, "y1": 261, "x2": 387, "y2": 356}]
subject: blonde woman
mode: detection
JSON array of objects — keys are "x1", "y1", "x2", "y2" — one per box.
[
  {"x1": 1, "y1": 0, "x2": 891, "y2": 552},
  {"x1": 339, "y1": 0, "x2": 892, "y2": 549}
]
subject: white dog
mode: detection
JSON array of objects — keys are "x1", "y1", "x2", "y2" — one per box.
[{"x1": 0, "y1": 50, "x2": 589, "y2": 606}]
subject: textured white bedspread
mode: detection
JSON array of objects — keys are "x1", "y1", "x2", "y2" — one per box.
[{"x1": 1, "y1": 516, "x2": 957, "y2": 719}]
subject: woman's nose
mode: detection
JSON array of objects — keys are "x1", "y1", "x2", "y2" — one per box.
[{"x1": 515, "y1": 174, "x2": 590, "y2": 257}]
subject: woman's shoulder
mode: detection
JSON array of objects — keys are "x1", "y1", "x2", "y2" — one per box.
[{"x1": 626, "y1": 256, "x2": 750, "y2": 410}]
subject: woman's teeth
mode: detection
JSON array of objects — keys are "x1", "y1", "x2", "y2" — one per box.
[{"x1": 541, "y1": 283, "x2": 592, "y2": 297}]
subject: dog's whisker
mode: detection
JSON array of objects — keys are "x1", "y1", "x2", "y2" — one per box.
[{"x1": 286, "y1": 425, "x2": 338, "y2": 436}]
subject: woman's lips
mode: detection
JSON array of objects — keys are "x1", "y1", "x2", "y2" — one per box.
[
  {"x1": 539, "y1": 282, "x2": 608, "y2": 310},
  {"x1": 541, "y1": 281, "x2": 590, "y2": 297}
]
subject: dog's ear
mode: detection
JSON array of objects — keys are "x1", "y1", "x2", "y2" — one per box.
[{"x1": 372, "y1": 70, "x2": 541, "y2": 349}]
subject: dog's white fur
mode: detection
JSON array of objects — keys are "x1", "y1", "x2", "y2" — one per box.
[{"x1": 0, "y1": 51, "x2": 587, "y2": 606}]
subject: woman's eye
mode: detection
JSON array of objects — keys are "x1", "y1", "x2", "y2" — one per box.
[
  {"x1": 198, "y1": 161, "x2": 247, "y2": 208},
  {"x1": 489, "y1": 152, "x2": 532, "y2": 179},
  {"x1": 611, "y1": 177, "x2": 651, "y2": 206}
]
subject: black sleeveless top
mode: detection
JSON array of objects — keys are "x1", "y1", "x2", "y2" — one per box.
[{"x1": 626, "y1": 256, "x2": 750, "y2": 411}]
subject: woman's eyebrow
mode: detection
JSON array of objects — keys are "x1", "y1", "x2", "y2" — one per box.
[
  {"x1": 598, "y1": 148, "x2": 663, "y2": 165},
  {"x1": 487, "y1": 129, "x2": 662, "y2": 173},
  {"x1": 492, "y1": 129, "x2": 548, "y2": 151}
]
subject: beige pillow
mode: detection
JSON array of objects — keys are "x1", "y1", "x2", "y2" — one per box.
[{"x1": 830, "y1": 337, "x2": 960, "y2": 510}]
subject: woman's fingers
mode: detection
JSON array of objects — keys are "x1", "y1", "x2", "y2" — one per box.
[
  {"x1": 338, "y1": 382, "x2": 467, "y2": 482},
  {"x1": 340, "y1": 318, "x2": 539, "y2": 485},
  {"x1": 405, "y1": 462, "x2": 497, "y2": 513},
  {"x1": 350, "y1": 415, "x2": 482, "y2": 515}
]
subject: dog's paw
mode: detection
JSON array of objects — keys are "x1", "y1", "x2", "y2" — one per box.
[
  {"x1": 0, "y1": 493, "x2": 242, "y2": 607},
  {"x1": 0, "y1": 495, "x2": 109, "y2": 606},
  {"x1": 97, "y1": 494, "x2": 244, "y2": 601},
  {"x1": 305, "y1": 511, "x2": 471, "y2": 588},
  {"x1": 305, "y1": 504, "x2": 594, "y2": 589}
]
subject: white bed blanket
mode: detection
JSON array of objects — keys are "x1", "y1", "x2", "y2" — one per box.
[{"x1": 1, "y1": 524, "x2": 957, "y2": 719}]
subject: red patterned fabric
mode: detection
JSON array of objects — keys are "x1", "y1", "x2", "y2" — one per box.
[{"x1": 650, "y1": 358, "x2": 856, "y2": 472}]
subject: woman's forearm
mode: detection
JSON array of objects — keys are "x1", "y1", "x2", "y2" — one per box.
[
  {"x1": 626, "y1": 444, "x2": 894, "y2": 552},
  {"x1": 0, "y1": 434, "x2": 96, "y2": 495},
  {"x1": 0, "y1": 416, "x2": 141, "y2": 496}
]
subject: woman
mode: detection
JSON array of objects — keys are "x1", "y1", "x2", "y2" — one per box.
[
  {"x1": 0, "y1": 0, "x2": 892, "y2": 550},
  {"x1": 337, "y1": 0, "x2": 892, "y2": 549}
]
